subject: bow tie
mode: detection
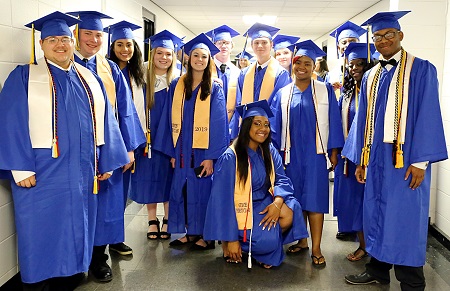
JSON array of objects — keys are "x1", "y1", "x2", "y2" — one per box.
[{"x1": 379, "y1": 59, "x2": 398, "y2": 67}]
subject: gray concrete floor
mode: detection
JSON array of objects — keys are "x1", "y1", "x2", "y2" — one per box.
[{"x1": 76, "y1": 190, "x2": 450, "y2": 291}]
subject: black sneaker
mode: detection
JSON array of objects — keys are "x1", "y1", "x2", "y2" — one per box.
[
  {"x1": 109, "y1": 242, "x2": 133, "y2": 256},
  {"x1": 345, "y1": 271, "x2": 389, "y2": 285}
]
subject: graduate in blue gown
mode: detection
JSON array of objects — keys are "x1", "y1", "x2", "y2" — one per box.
[
  {"x1": 230, "y1": 23, "x2": 290, "y2": 139},
  {"x1": 67, "y1": 10, "x2": 145, "y2": 282},
  {"x1": 204, "y1": 100, "x2": 308, "y2": 268},
  {"x1": 334, "y1": 43, "x2": 374, "y2": 262},
  {"x1": 273, "y1": 34, "x2": 299, "y2": 73},
  {"x1": 153, "y1": 33, "x2": 228, "y2": 250},
  {"x1": 270, "y1": 40, "x2": 344, "y2": 266},
  {"x1": 343, "y1": 12, "x2": 447, "y2": 289},
  {"x1": 110, "y1": 29, "x2": 182, "y2": 240},
  {"x1": 236, "y1": 50, "x2": 253, "y2": 70},
  {"x1": 0, "y1": 12, "x2": 129, "y2": 287},
  {"x1": 205, "y1": 25, "x2": 241, "y2": 139}
]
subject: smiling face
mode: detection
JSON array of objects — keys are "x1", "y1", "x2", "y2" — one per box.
[
  {"x1": 77, "y1": 29, "x2": 103, "y2": 58},
  {"x1": 153, "y1": 47, "x2": 173, "y2": 74},
  {"x1": 248, "y1": 115, "x2": 270, "y2": 150},
  {"x1": 214, "y1": 39, "x2": 233, "y2": 62},
  {"x1": 292, "y1": 56, "x2": 314, "y2": 82},
  {"x1": 348, "y1": 58, "x2": 365, "y2": 82},
  {"x1": 113, "y1": 39, "x2": 134, "y2": 66},
  {"x1": 189, "y1": 48, "x2": 209, "y2": 72},
  {"x1": 373, "y1": 28, "x2": 403, "y2": 60},
  {"x1": 275, "y1": 48, "x2": 292, "y2": 70},
  {"x1": 40, "y1": 36, "x2": 74, "y2": 69}
]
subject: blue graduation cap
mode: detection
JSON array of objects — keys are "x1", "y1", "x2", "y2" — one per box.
[
  {"x1": 243, "y1": 22, "x2": 279, "y2": 40},
  {"x1": 25, "y1": 11, "x2": 80, "y2": 64},
  {"x1": 66, "y1": 11, "x2": 112, "y2": 31},
  {"x1": 272, "y1": 34, "x2": 300, "y2": 51},
  {"x1": 104, "y1": 20, "x2": 141, "y2": 43},
  {"x1": 330, "y1": 21, "x2": 366, "y2": 42},
  {"x1": 289, "y1": 40, "x2": 326, "y2": 62},
  {"x1": 236, "y1": 51, "x2": 253, "y2": 60},
  {"x1": 344, "y1": 42, "x2": 375, "y2": 62},
  {"x1": 205, "y1": 25, "x2": 240, "y2": 43},
  {"x1": 25, "y1": 11, "x2": 80, "y2": 39},
  {"x1": 182, "y1": 33, "x2": 220, "y2": 56},
  {"x1": 372, "y1": 50, "x2": 381, "y2": 60},
  {"x1": 361, "y1": 11, "x2": 410, "y2": 33},
  {"x1": 144, "y1": 30, "x2": 184, "y2": 51},
  {"x1": 236, "y1": 100, "x2": 274, "y2": 119}
]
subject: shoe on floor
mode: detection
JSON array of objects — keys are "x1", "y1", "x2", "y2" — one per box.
[
  {"x1": 109, "y1": 242, "x2": 133, "y2": 256},
  {"x1": 89, "y1": 259, "x2": 112, "y2": 282},
  {"x1": 345, "y1": 271, "x2": 389, "y2": 285}
]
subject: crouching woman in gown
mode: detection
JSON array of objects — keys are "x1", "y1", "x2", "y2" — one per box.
[{"x1": 204, "y1": 100, "x2": 308, "y2": 268}]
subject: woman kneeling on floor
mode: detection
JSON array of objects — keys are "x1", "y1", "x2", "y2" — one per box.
[{"x1": 204, "y1": 100, "x2": 308, "y2": 268}]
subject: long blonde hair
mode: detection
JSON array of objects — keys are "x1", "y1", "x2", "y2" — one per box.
[{"x1": 146, "y1": 48, "x2": 176, "y2": 109}]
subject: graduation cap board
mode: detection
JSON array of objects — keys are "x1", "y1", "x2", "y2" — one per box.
[
  {"x1": 272, "y1": 34, "x2": 300, "y2": 51},
  {"x1": 235, "y1": 100, "x2": 274, "y2": 119},
  {"x1": 182, "y1": 33, "x2": 220, "y2": 56},
  {"x1": 144, "y1": 30, "x2": 184, "y2": 51},
  {"x1": 205, "y1": 25, "x2": 239, "y2": 43},
  {"x1": 289, "y1": 40, "x2": 326, "y2": 62}
]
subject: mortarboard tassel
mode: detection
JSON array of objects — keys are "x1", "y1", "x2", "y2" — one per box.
[
  {"x1": 106, "y1": 26, "x2": 111, "y2": 58},
  {"x1": 93, "y1": 175, "x2": 98, "y2": 194},
  {"x1": 367, "y1": 26, "x2": 371, "y2": 64},
  {"x1": 74, "y1": 23, "x2": 80, "y2": 51},
  {"x1": 243, "y1": 227, "x2": 247, "y2": 243},
  {"x1": 29, "y1": 23, "x2": 37, "y2": 65},
  {"x1": 131, "y1": 161, "x2": 136, "y2": 174},
  {"x1": 52, "y1": 138, "x2": 59, "y2": 158},
  {"x1": 180, "y1": 47, "x2": 185, "y2": 77}
]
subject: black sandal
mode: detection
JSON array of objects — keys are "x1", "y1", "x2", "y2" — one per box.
[
  {"x1": 160, "y1": 218, "x2": 171, "y2": 240},
  {"x1": 147, "y1": 219, "x2": 160, "y2": 240}
]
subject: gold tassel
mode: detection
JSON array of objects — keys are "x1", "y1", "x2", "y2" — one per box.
[
  {"x1": 51, "y1": 138, "x2": 59, "y2": 158},
  {"x1": 93, "y1": 176, "x2": 98, "y2": 194},
  {"x1": 74, "y1": 24, "x2": 80, "y2": 51},
  {"x1": 144, "y1": 129, "x2": 151, "y2": 155},
  {"x1": 361, "y1": 146, "x2": 370, "y2": 167},
  {"x1": 395, "y1": 143, "x2": 404, "y2": 169},
  {"x1": 131, "y1": 161, "x2": 136, "y2": 174},
  {"x1": 29, "y1": 24, "x2": 36, "y2": 65}
]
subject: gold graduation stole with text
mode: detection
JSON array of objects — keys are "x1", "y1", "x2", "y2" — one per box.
[
  {"x1": 230, "y1": 144, "x2": 275, "y2": 233},
  {"x1": 172, "y1": 74, "x2": 211, "y2": 149}
]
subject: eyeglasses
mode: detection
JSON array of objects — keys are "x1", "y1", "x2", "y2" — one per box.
[
  {"x1": 371, "y1": 31, "x2": 399, "y2": 42},
  {"x1": 44, "y1": 37, "x2": 72, "y2": 45}
]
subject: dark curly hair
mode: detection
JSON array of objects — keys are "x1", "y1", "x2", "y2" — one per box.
[{"x1": 108, "y1": 39, "x2": 145, "y2": 88}]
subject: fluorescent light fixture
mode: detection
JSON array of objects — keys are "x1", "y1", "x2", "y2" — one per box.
[{"x1": 243, "y1": 15, "x2": 277, "y2": 25}]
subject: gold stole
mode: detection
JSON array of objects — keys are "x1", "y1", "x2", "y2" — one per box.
[
  {"x1": 96, "y1": 54, "x2": 116, "y2": 109},
  {"x1": 172, "y1": 74, "x2": 211, "y2": 149},
  {"x1": 230, "y1": 144, "x2": 275, "y2": 232},
  {"x1": 212, "y1": 65, "x2": 238, "y2": 122},
  {"x1": 242, "y1": 57, "x2": 277, "y2": 104}
]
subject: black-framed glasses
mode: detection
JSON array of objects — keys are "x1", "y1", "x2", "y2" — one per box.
[{"x1": 371, "y1": 31, "x2": 399, "y2": 42}]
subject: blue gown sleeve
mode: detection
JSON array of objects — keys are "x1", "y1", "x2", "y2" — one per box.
[
  {"x1": 203, "y1": 149, "x2": 239, "y2": 241},
  {"x1": 152, "y1": 78, "x2": 178, "y2": 158},
  {"x1": 342, "y1": 72, "x2": 369, "y2": 165},
  {"x1": 408, "y1": 60, "x2": 447, "y2": 164},
  {"x1": 109, "y1": 60, "x2": 146, "y2": 151},
  {"x1": 204, "y1": 83, "x2": 228, "y2": 160},
  {"x1": 269, "y1": 88, "x2": 283, "y2": 150},
  {"x1": 96, "y1": 71, "x2": 130, "y2": 173},
  {"x1": 0, "y1": 65, "x2": 35, "y2": 173},
  {"x1": 271, "y1": 144, "x2": 294, "y2": 200},
  {"x1": 326, "y1": 82, "x2": 345, "y2": 151}
]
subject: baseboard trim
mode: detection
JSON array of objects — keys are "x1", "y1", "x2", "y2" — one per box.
[{"x1": 429, "y1": 224, "x2": 450, "y2": 251}]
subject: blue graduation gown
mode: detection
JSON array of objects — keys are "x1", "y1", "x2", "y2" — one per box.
[
  {"x1": 0, "y1": 63, "x2": 129, "y2": 283},
  {"x1": 230, "y1": 62, "x2": 290, "y2": 139},
  {"x1": 342, "y1": 58, "x2": 447, "y2": 267},
  {"x1": 74, "y1": 55, "x2": 146, "y2": 246},
  {"x1": 333, "y1": 91, "x2": 365, "y2": 232},
  {"x1": 153, "y1": 78, "x2": 228, "y2": 234},
  {"x1": 271, "y1": 82, "x2": 344, "y2": 213},
  {"x1": 127, "y1": 69, "x2": 173, "y2": 204},
  {"x1": 204, "y1": 145, "x2": 308, "y2": 267}
]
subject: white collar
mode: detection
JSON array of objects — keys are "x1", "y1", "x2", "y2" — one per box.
[
  {"x1": 379, "y1": 50, "x2": 402, "y2": 71},
  {"x1": 46, "y1": 59, "x2": 73, "y2": 71},
  {"x1": 256, "y1": 57, "x2": 271, "y2": 69},
  {"x1": 75, "y1": 50, "x2": 95, "y2": 61}
]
